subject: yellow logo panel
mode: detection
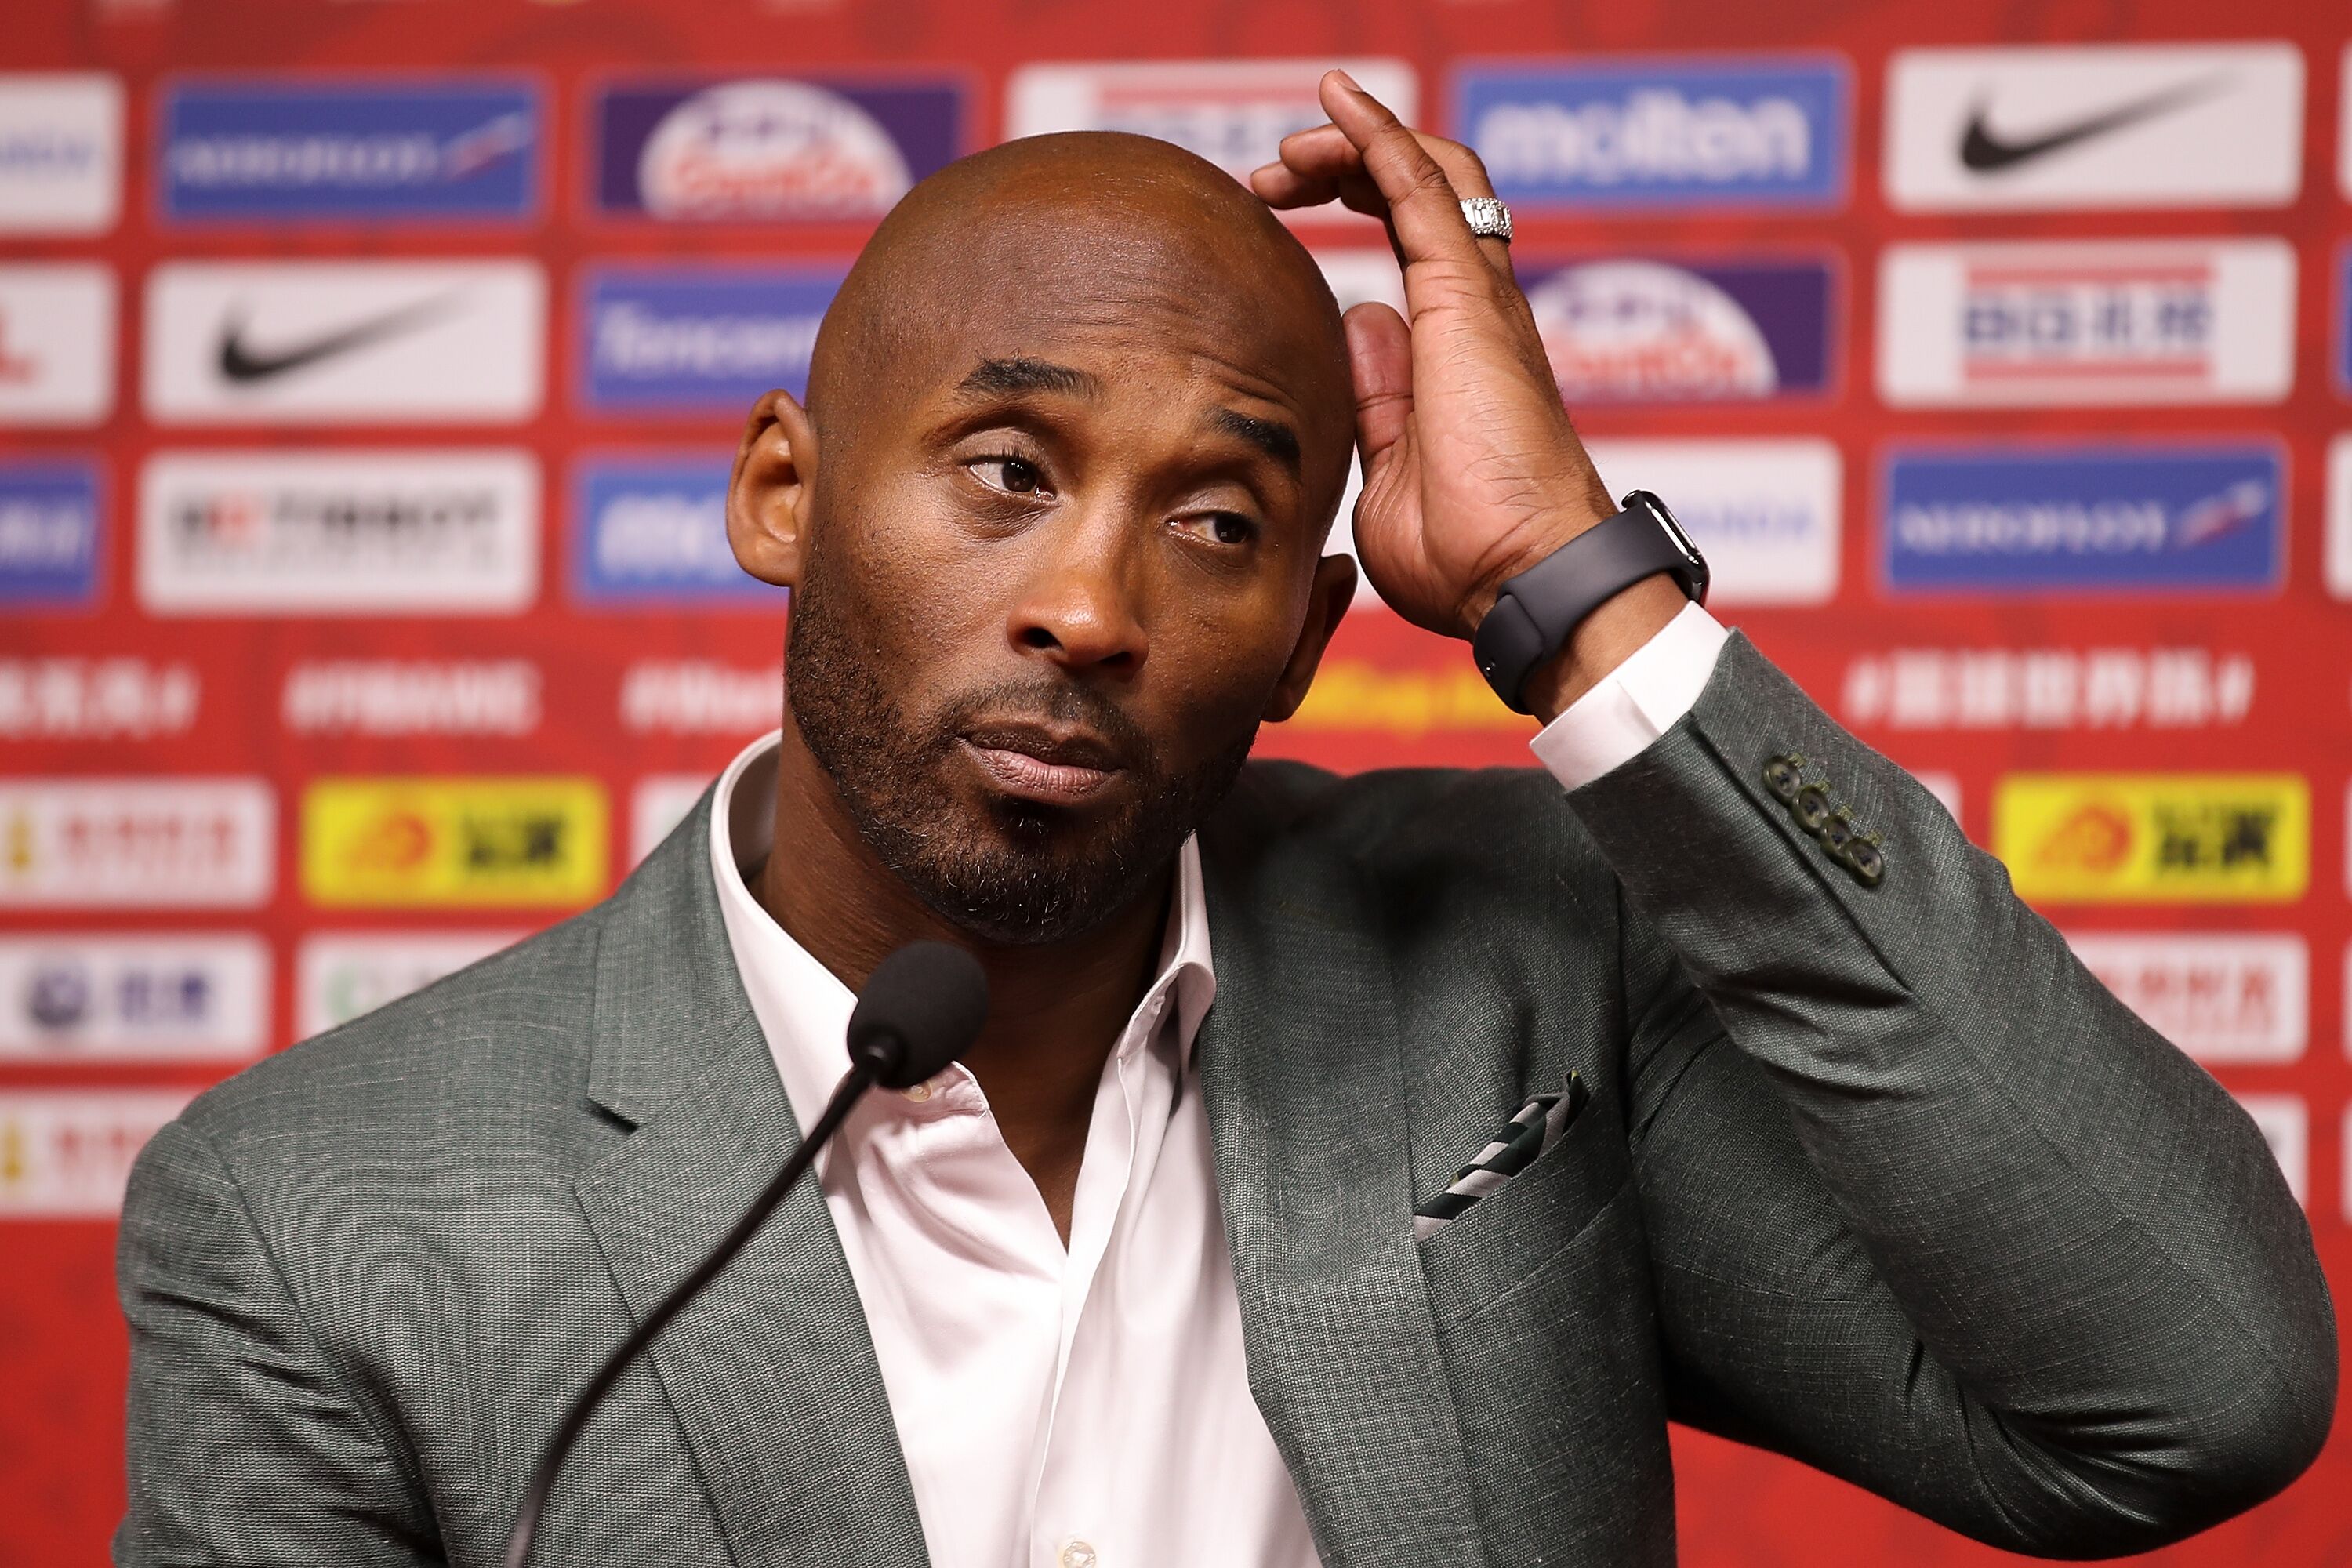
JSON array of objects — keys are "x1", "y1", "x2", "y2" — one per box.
[
  {"x1": 1993, "y1": 774, "x2": 2307, "y2": 904},
  {"x1": 303, "y1": 777, "x2": 608, "y2": 908}
]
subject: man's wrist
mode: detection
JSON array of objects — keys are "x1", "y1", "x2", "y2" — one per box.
[{"x1": 1520, "y1": 572, "x2": 1687, "y2": 724}]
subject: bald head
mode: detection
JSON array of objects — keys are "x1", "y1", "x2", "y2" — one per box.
[{"x1": 808, "y1": 131, "x2": 1356, "y2": 519}]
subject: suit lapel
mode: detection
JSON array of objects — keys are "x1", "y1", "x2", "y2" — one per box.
[
  {"x1": 572, "y1": 794, "x2": 929, "y2": 1568},
  {"x1": 1196, "y1": 804, "x2": 1483, "y2": 1568}
]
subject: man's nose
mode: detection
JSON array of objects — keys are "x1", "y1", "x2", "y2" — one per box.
[{"x1": 1004, "y1": 510, "x2": 1149, "y2": 677}]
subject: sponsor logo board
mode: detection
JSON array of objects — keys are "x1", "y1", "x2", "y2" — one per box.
[
  {"x1": 1843, "y1": 647, "x2": 2253, "y2": 731},
  {"x1": 143, "y1": 260, "x2": 544, "y2": 424},
  {"x1": 579, "y1": 266, "x2": 840, "y2": 412},
  {"x1": 592, "y1": 77, "x2": 961, "y2": 221},
  {"x1": 161, "y1": 78, "x2": 539, "y2": 221},
  {"x1": 1885, "y1": 43, "x2": 2302, "y2": 211},
  {"x1": 0, "y1": 263, "x2": 115, "y2": 426},
  {"x1": 0, "y1": 934, "x2": 267, "y2": 1061},
  {"x1": 139, "y1": 449, "x2": 539, "y2": 615},
  {"x1": 1007, "y1": 58, "x2": 1416, "y2": 193},
  {"x1": 2332, "y1": 436, "x2": 2352, "y2": 601},
  {"x1": 1993, "y1": 773, "x2": 2307, "y2": 904},
  {"x1": 2234, "y1": 1094, "x2": 2307, "y2": 1209},
  {"x1": 1457, "y1": 57, "x2": 1847, "y2": 211},
  {"x1": 302, "y1": 776, "x2": 606, "y2": 908},
  {"x1": 1878, "y1": 239, "x2": 2293, "y2": 406},
  {"x1": 1314, "y1": 252, "x2": 1406, "y2": 605},
  {"x1": 0, "y1": 1090, "x2": 194, "y2": 1217},
  {"x1": 631, "y1": 775, "x2": 713, "y2": 863},
  {"x1": 0, "y1": 778, "x2": 274, "y2": 908},
  {"x1": 282, "y1": 659, "x2": 539, "y2": 736},
  {"x1": 573, "y1": 454, "x2": 770, "y2": 604},
  {"x1": 1584, "y1": 438, "x2": 1838, "y2": 604},
  {"x1": 2065, "y1": 932, "x2": 2305, "y2": 1062},
  {"x1": 0, "y1": 658, "x2": 199, "y2": 740},
  {"x1": 295, "y1": 930, "x2": 519, "y2": 1036},
  {"x1": 0, "y1": 459, "x2": 102, "y2": 608},
  {"x1": 1882, "y1": 444, "x2": 2281, "y2": 594},
  {"x1": 618, "y1": 660, "x2": 779, "y2": 735},
  {"x1": 0, "y1": 73, "x2": 122, "y2": 234},
  {"x1": 1519, "y1": 256, "x2": 1831, "y2": 402}
]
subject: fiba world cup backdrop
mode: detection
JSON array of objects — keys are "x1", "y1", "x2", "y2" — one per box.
[{"x1": 3, "y1": 0, "x2": 2350, "y2": 1560}]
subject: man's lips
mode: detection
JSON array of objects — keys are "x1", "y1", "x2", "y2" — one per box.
[{"x1": 956, "y1": 724, "x2": 1128, "y2": 805}]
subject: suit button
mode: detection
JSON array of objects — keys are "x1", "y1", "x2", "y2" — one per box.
[
  {"x1": 1842, "y1": 837, "x2": 1885, "y2": 886},
  {"x1": 1792, "y1": 783, "x2": 1833, "y2": 833},
  {"x1": 1761, "y1": 753, "x2": 1806, "y2": 802}
]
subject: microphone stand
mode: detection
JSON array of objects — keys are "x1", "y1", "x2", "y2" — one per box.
[{"x1": 502, "y1": 1057, "x2": 883, "y2": 1568}]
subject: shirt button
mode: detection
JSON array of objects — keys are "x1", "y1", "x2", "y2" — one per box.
[
  {"x1": 1058, "y1": 1541, "x2": 1098, "y2": 1568},
  {"x1": 902, "y1": 1080, "x2": 932, "y2": 1104}
]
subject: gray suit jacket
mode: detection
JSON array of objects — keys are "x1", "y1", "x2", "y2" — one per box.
[{"x1": 118, "y1": 635, "x2": 2336, "y2": 1566}]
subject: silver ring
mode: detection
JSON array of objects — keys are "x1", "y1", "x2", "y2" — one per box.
[{"x1": 1460, "y1": 196, "x2": 1512, "y2": 243}]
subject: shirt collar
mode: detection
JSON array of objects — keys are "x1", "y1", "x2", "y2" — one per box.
[{"x1": 706, "y1": 731, "x2": 1217, "y2": 1137}]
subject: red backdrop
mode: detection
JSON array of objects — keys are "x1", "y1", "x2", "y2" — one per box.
[{"x1": 2, "y1": 0, "x2": 2348, "y2": 1563}]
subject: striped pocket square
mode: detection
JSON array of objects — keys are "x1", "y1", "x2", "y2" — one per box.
[{"x1": 1414, "y1": 1073, "x2": 1590, "y2": 1241}]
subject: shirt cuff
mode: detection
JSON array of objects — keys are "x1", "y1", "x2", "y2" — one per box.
[{"x1": 1527, "y1": 601, "x2": 1730, "y2": 789}]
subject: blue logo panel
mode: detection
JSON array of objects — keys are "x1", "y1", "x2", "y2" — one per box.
[
  {"x1": 579, "y1": 267, "x2": 843, "y2": 413},
  {"x1": 591, "y1": 78, "x2": 963, "y2": 220},
  {"x1": 1883, "y1": 445, "x2": 2282, "y2": 594},
  {"x1": 0, "y1": 461, "x2": 102, "y2": 608},
  {"x1": 1455, "y1": 58, "x2": 1848, "y2": 211},
  {"x1": 573, "y1": 456, "x2": 775, "y2": 605},
  {"x1": 161, "y1": 80, "x2": 539, "y2": 221}
]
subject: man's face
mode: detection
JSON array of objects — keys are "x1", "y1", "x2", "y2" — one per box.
[{"x1": 782, "y1": 212, "x2": 1353, "y2": 945}]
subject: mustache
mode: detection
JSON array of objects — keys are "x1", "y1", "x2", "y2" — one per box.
[{"x1": 929, "y1": 677, "x2": 1156, "y2": 771}]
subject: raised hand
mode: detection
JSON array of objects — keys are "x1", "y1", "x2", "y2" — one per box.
[{"x1": 1250, "y1": 71, "x2": 1684, "y2": 710}]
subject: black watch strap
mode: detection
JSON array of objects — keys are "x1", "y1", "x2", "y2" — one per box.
[{"x1": 1472, "y1": 492, "x2": 1708, "y2": 714}]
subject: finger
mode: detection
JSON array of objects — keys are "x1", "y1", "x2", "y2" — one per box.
[
  {"x1": 1305, "y1": 81, "x2": 1514, "y2": 278},
  {"x1": 1247, "y1": 159, "x2": 1344, "y2": 210},
  {"x1": 1342, "y1": 300, "x2": 1414, "y2": 468}
]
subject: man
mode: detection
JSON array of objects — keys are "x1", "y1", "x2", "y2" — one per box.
[{"x1": 118, "y1": 73, "x2": 2333, "y2": 1568}]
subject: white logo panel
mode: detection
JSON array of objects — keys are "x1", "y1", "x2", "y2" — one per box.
[
  {"x1": 0, "y1": 777, "x2": 275, "y2": 908},
  {"x1": 1007, "y1": 59, "x2": 1415, "y2": 195},
  {"x1": 139, "y1": 449, "x2": 539, "y2": 615},
  {"x1": 296, "y1": 931, "x2": 521, "y2": 1038},
  {"x1": 1885, "y1": 44, "x2": 2303, "y2": 211},
  {"x1": 2326, "y1": 436, "x2": 2352, "y2": 602},
  {"x1": 0, "y1": 263, "x2": 115, "y2": 426},
  {"x1": 282, "y1": 659, "x2": 541, "y2": 735},
  {"x1": 1584, "y1": 438, "x2": 1841, "y2": 605},
  {"x1": 1877, "y1": 240, "x2": 2293, "y2": 406},
  {"x1": 0, "y1": 74, "x2": 122, "y2": 234},
  {"x1": 2066, "y1": 932, "x2": 2306, "y2": 1063},
  {"x1": 143, "y1": 260, "x2": 544, "y2": 424},
  {"x1": 0, "y1": 934, "x2": 267, "y2": 1061},
  {"x1": 0, "y1": 1090, "x2": 194, "y2": 1218}
]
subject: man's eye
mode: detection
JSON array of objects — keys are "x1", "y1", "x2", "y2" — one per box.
[
  {"x1": 971, "y1": 456, "x2": 1047, "y2": 495},
  {"x1": 1178, "y1": 513, "x2": 1256, "y2": 546}
]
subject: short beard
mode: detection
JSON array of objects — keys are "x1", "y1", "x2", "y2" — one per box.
[{"x1": 785, "y1": 546, "x2": 1258, "y2": 946}]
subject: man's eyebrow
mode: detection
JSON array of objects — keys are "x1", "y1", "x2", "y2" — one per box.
[
  {"x1": 956, "y1": 357, "x2": 1101, "y2": 399},
  {"x1": 1208, "y1": 407, "x2": 1302, "y2": 475}
]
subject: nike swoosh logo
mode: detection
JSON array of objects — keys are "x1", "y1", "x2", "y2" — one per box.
[
  {"x1": 1959, "y1": 73, "x2": 2226, "y2": 173},
  {"x1": 215, "y1": 293, "x2": 459, "y2": 384}
]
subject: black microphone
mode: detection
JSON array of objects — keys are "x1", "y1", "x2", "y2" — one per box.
[{"x1": 504, "y1": 939, "x2": 988, "y2": 1568}]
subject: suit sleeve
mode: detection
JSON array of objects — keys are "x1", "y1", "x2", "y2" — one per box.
[
  {"x1": 115, "y1": 1116, "x2": 442, "y2": 1567},
  {"x1": 1561, "y1": 631, "x2": 2336, "y2": 1557}
]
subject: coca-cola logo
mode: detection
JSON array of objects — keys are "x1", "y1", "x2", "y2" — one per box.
[{"x1": 637, "y1": 81, "x2": 912, "y2": 220}]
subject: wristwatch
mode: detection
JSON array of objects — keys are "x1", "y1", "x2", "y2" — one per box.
[{"x1": 1471, "y1": 490, "x2": 1709, "y2": 714}]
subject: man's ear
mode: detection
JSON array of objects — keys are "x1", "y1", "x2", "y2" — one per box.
[
  {"x1": 1261, "y1": 551, "x2": 1359, "y2": 722},
  {"x1": 727, "y1": 389, "x2": 820, "y2": 589}
]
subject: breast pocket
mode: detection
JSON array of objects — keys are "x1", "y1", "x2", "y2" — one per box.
[{"x1": 1414, "y1": 1078, "x2": 1631, "y2": 1323}]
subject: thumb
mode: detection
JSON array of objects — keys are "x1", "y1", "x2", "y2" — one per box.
[{"x1": 1342, "y1": 301, "x2": 1413, "y2": 470}]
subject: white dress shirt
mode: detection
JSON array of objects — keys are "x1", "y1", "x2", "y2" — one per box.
[{"x1": 706, "y1": 604, "x2": 1727, "y2": 1568}]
